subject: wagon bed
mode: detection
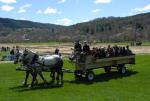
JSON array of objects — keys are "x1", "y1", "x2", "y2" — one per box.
[
  {"x1": 75, "y1": 55, "x2": 135, "y2": 70},
  {"x1": 74, "y1": 54, "x2": 136, "y2": 81}
]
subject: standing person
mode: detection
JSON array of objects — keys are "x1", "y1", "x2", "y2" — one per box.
[
  {"x1": 10, "y1": 47, "x2": 15, "y2": 60},
  {"x1": 15, "y1": 48, "x2": 20, "y2": 61},
  {"x1": 55, "y1": 48, "x2": 61, "y2": 56},
  {"x1": 74, "y1": 40, "x2": 82, "y2": 52},
  {"x1": 83, "y1": 41, "x2": 90, "y2": 54}
]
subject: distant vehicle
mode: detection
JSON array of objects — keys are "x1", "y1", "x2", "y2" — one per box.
[
  {"x1": 130, "y1": 41, "x2": 142, "y2": 46},
  {"x1": 136, "y1": 41, "x2": 142, "y2": 46}
]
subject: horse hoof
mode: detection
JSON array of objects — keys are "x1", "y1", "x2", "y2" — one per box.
[
  {"x1": 56, "y1": 82, "x2": 63, "y2": 87},
  {"x1": 28, "y1": 85, "x2": 34, "y2": 88},
  {"x1": 28, "y1": 85, "x2": 31, "y2": 88},
  {"x1": 22, "y1": 81, "x2": 25, "y2": 84},
  {"x1": 22, "y1": 84, "x2": 28, "y2": 87},
  {"x1": 22, "y1": 82, "x2": 28, "y2": 87}
]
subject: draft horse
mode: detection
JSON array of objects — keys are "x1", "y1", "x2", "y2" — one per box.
[{"x1": 15, "y1": 49, "x2": 64, "y2": 87}]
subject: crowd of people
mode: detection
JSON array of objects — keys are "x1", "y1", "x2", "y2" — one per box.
[
  {"x1": 10, "y1": 46, "x2": 20, "y2": 60},
  {"x1": 0, "y1": 46, "x2": 20, "y2": 61},
  {"x1": 0, "y1": 46, "x2": 10, "y2": 52},
  {"x1": 74, "y1": 41, "x2": 134, "y2": 59}
]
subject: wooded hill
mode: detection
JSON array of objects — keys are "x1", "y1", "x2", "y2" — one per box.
[{"x1": 0, "y1": 12, "x2": 150, "y2": 43}]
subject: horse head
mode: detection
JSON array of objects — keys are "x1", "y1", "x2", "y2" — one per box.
[{"x1": 20, "y1": 49, "x2": 37, "y2": 66}]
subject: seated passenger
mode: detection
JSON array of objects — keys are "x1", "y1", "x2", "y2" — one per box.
[
  {"x1": 91, "y1": 47, "x2": 97, "y2": 56},
  {"x1": 74, "y1": 40, "x2": 82, "y2": 52},
  {"x1": 126, "y1": 45, "x2": 133, "y2": 55},
  {"x1": 100, "y1": 47, "x2": 107, "y2": 58},
  {"x1": 122, "y1": 47, "x2": 126, "y2": 56},
  {"x1": 94, "y1": 47, "x2": 101, "y2": 58},
  {"x1": 113, "y1": 45, "x2": 119, "y2": 56},
  {"x1": 83, "y1": 41, "x2": 90, "y2": 54},
  {"x1": 107, "y1": 45, "x2": 114, "y2": 57}
]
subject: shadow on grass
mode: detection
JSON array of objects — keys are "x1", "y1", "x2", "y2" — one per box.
[
  {"x1": 10, "y1": 70, "x2": 138, "y2": 92},
  {"x1": 68, "y1": 70, "x2": 138, "y2": 85},
  {"x1": 9, "y1": 82, "x2": 63, "y2": 92}
]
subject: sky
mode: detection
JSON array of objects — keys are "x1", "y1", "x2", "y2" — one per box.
[{"x1": 0, "y1": 0, "x2": 150, "y2": 26}]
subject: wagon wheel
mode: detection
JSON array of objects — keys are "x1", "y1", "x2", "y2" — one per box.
[
  {"x1": 118, "y1": 64, "x2": 126, "y2": 74},
  {"x1": 104, "y1": 66, "x2": 111, "y2": 73},
  {"x1": 86, "y1": 71, "x2": 95, "y2": 81}
]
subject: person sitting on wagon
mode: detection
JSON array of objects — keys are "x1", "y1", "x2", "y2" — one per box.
[
  {"x1": 107, "y1": 45, "x2": 112, "y2": 57},
  {"x1": 126, "y1": 45, "x2": 133, "y2": 55},
  {"x1": 91, "y1": 47, "x2": 97, "y2": 56},
  {"x1": 83, "y1": 41, "x2": 90, "y2": 54},
  {"x1": 74, "y1": 40, "x2": 82, "y2": 52}
]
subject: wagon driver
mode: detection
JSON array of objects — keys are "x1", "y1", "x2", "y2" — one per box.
[
  {"x1": 83, "y1": 41, "x2": 90, "y2": 54},
  {"x1": 74, "y1": 40, "x2": 82, "y2": 52}
]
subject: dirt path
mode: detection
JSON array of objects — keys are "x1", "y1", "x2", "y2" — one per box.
[
  {"x1": 30, "y1": 45, "x2": 150, "y2": 54},
  {"x1": 1, "y1": 43, "x2": 150, "y2": 54},
  {"x1": 1, "y1": 43, "x2": 150, "y2": 64}
]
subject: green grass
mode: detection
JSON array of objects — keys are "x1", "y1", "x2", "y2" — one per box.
[
  {"x1": 142, "y1": 42, "x2": 150, "y2": 46},
  {"x1": 0, "y1": 55, "x2": 150, "y2": 101},
  {"x1": 0, "y1": 51, "x2": 9, "y2": 59}
]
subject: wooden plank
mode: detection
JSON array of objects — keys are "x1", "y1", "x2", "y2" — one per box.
[
  {"x1": 75, "y1": 55, "x2": 135, "y2": 71},
  {"x1": 96, "y1": 55, "x2": 135, "y2": 63}
]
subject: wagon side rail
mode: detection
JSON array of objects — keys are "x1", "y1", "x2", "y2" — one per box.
[{"x1": 75, "y1": 55, "x2": 135, "y2": 70}]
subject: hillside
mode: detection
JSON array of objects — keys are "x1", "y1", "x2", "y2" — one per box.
[
  {"x1": 70, "y1": 12, "x2": 150, "y2": 42},
  {"x1": 0, "y1": 18, "x2": 67, "y2": 42},
  {"x1": 0, "y1": 12, "x2": 150, "y2": 42}
]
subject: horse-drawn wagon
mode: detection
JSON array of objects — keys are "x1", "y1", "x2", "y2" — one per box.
[
  {"x1": 15, "y1": 48, "x2": 136, "y2": 87},
  {"x1": 73, "y1": 53, "x2": 135, "y2": 81}
]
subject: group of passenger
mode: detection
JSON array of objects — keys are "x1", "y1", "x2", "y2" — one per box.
[
  {"x1": 74, "y1": 41, "x2": 90, "y2": 53},
  {"x1": 91, "y1": 45, "x2": 133, "y2": 59},
  {"x1": 74, "y1": 41, "x2": 133, "y2": 59}
]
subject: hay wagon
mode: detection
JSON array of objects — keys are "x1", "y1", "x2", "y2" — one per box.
[
  {"x1": 16, "y1": 53, "x2": 135, "y2": 82},
  {"x1": 74, "y1": 54, "x2": 135, "y2": 81}
]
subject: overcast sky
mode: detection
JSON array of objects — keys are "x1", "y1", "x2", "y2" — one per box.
[{"x1": 0, "y1": 0, "x2": 149, "y2": 26}]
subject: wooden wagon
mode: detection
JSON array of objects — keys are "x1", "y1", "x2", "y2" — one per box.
[
  {"x1": 16, "y1": 53, "x2": 135, "y2": 81},
  {"x1": 74, "y1": 54, "x2": 135, "y2": 81}
]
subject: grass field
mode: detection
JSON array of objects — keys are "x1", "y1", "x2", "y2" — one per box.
[
  {"x1": 0, "y1": 51, "x2": 9, "y2": 59},
  {"x1": 0, "y1": 55, "x2": 150, "y2": 101}
]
